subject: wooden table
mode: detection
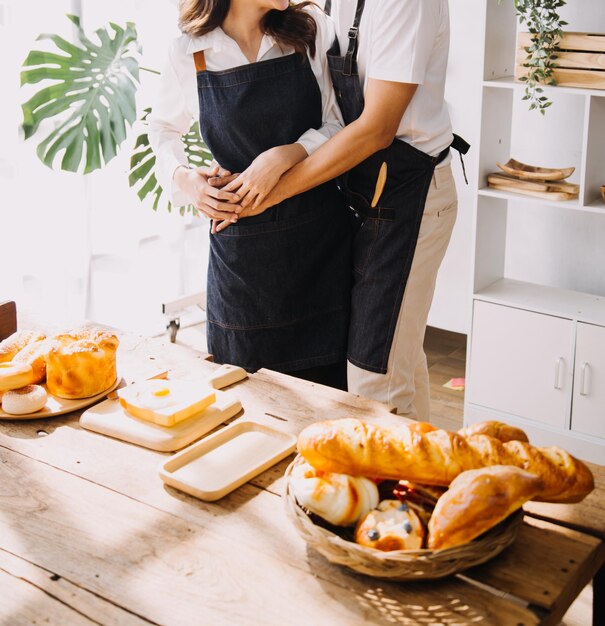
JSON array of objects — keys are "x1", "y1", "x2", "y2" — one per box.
[{"x1": 0, "y1": 332, "x2": 603, "y2": 626}]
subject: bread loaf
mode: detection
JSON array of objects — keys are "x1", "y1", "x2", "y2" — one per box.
[
  {"x1": 297, "y1": 418, "x2": 594, "y2": 503},
  {"x1": 427, "y1": 466, "x2": 543, "y2": 550},
  {"x1": 13, "y1": 338, "x2": 58, "y2": 384}
]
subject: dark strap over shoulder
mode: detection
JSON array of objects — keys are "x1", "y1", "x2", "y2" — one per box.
[
  {"x1": 343, "y1": 0, "x2": 366, "y2": 76},
  {"x1": 324, "y1": 0, "x2": 332, "y2": 15}
]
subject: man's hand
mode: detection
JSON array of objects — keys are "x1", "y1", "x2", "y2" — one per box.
[
  {"x1": 212, "y1": 196, "x2": 275, "y2": 233},
  {"x1": 173, "y1": 165, "x2": 241, "y2": 221}
]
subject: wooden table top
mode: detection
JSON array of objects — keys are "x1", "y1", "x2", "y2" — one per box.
[{"x1": 0, "y1": 331, "x2": 603, "y2": 626}]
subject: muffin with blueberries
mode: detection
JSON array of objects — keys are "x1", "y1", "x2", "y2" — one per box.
[{"x1": 355, "y1": 500, "x2": 426, "y2": 551}]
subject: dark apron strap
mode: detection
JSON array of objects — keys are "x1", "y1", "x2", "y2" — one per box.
[
  {"x1": 324, "y1": 0, "x2": 332, "y2": 15},
  {"x1": 343, "y1": 0, "x2": 366, "y2": 76},
  {"x1": 451, "y1": 133, "x2": 471, "y2": 184}
]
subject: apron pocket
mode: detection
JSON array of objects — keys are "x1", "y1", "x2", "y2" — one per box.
[{"x1": 353, "y1": 218, "x2": 379, "y2": 275}]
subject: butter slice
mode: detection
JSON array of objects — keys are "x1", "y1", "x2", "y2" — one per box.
[{"x1": 119, "y1": 379, "x2": 216, "y2": 427}]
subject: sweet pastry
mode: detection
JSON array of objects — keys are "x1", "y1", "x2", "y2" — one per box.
[
  {"x1": 355, "y1": 500, "x2": 425, "y2": 551},
  {"x1": 13, "y1": 338, "x2": 58, "y2": 384},
  {"x1": 459, "y1": 421, "x2": 529, "y2": 443},
  {"x1": 428, "y1": 465, "x2": 544, "y2": 550},
  {"x1": 0, "y1": 362, "x2": 35, "y2": 392},
  {"x1": 297, "y1": 418, "x2": 594, "y2": 503},
  {"x1": 0, "y1": 330, "x2": 46, "y2": 363},
  {"x1": 119, "y1": 379, "x2": 216, "y2": 427},
  {"x1": 290, "y1": 461, "x2": 379, "y2": 526},
  {"x1": 2, "y1": 384, "x2": 48, "y2": 415},
  {"x1": 46, "y1": 328, "x2": 119, "y2": 399}
]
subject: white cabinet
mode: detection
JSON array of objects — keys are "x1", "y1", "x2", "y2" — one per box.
[
  {"x1": 572, "y1": 323, "x2": 605, "y2": 439},
  {"x1": 469, "y1": 302, "x2": 573, "y2": 428}
]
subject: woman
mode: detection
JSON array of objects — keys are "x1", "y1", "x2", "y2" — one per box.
[{"x1": 149, "y1": 0, "x2": 351, "y2": 389}]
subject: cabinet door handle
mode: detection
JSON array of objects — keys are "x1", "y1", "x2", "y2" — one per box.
[
  {"x1": 554, "y1": 357, "x2": 564, "y2": 390},
  {"x1": 580, "y1": 362, "x2": 590, "y2": 396}
]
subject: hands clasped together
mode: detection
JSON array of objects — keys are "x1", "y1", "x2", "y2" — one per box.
[{"x1": 175, "y1": 144, "x2": 298, "y2": 233}]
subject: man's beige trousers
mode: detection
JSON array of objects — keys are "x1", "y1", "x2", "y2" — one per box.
[{"x1": 348, "y1": 164, "x2": 458, "y2": 419}]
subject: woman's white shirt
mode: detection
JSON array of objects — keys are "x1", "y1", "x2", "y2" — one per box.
[{"x1": 148, "y1": 6, "x2": 343, "y2": 207}]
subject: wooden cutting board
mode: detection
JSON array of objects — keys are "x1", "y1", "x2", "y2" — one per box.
[
  {"x1": 488, "y1": 173, "x2": 580, "y2": 195},
  {"x1": 80, "y1": 389, "x2": 243, "y2": 452}
]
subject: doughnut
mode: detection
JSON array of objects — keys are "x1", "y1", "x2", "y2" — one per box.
[
  {"x1": 2, "y1": 384, "x2": 48, "y2": 415},
  {"x1": 0, "y1": 362, "x2": 35, "y2": 392},
  {"x1": 0, "y1": 330, "x2": 46, "y2": 363},
  {"x1": 13, "y1": 338, "x2": 58, "y2": 384}
]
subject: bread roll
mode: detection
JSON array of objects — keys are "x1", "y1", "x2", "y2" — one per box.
[
  {"x1": 2, "y1": 384, "x2": 48, "y2": 415},
  {"x1": 428, "y1": 466, "x2": 544, "y2": 550},
  {"x1": 0, "y1": 330, "x2": 46, "y2": 363},
  {"x1": 297, "y1": 418, "x2": 594, "y2": 503},
  {"x1": 290, "y1": 461, "x2": 378, "y2": 526},
  {"x1": 13, "y1": 338, "x2": 58, "y2": 384},
  {"x1": 355, "y1": 500, "x2": 425, "y2": 551},
  {"x1": 459, "y1": 421, "x2": 529, "y2": 443},
  {"x1": 46, "y1": 328, "x2": 119, "y2": 399}
]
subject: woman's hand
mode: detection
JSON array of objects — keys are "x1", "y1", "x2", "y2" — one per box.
[
  {"x1": 174, "y1": 165, "x2": 242, "y2": 221},
  {"x1": 223, "y1": 144, "x2": 307, "y2": 210}
]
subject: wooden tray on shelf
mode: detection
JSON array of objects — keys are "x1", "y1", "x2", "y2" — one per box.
[
  {"x1": 496, "y1": 158, "x2": 575, "y2": 182},
  {"x1": 487, "y1": 173, "x2": 580, "y2": 201}
]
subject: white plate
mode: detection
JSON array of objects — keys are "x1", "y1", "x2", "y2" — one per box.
[{"x1": 0, "y1": 376, "x2": 122, "y2": 421}]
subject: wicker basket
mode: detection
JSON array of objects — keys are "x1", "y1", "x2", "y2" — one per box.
[{"x1": 284, "y1": 457, "x2": 523, "y2": 580}]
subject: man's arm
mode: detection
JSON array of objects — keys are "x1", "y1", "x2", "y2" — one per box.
[{"x1": 265, "y1": 79, "x2": 416, "y2": 206}]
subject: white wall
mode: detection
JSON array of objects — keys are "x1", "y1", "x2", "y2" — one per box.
[{"x1": 428, "y1": 0, "x2": 485, "y2": 334}]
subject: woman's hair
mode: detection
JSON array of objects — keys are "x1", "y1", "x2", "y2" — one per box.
[{"x1": 179, "y1": 1, "x2": 318, "y2": 58}]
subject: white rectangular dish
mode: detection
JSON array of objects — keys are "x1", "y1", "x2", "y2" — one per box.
[{"x1": 159, "y1": 421, "x2": 297, "y2": 501}]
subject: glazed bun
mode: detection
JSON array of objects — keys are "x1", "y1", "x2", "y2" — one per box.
[
  {"x1": 46, "y1": 328, "x2": 119, "y2": 399},
  {"x1": 355, "y1": 500, "x2": 425, "y2": 551},
  {"x1": 0, "y1": 362, "x2": 35, "y2": 392}
]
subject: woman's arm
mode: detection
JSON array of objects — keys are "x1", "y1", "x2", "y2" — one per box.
[{"x1": 148, "y1": 38, "x2": 240, "y2": 219}]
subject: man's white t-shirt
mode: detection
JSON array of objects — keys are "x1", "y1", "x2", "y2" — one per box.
[{"x1": 330, "y1": 0, "x2": 453, "y2": 161}]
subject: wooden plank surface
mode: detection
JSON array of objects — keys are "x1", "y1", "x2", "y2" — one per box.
[
  {"x1": 0, "y1": 300, "x2": 17, "y2": 341},
  {"x1": 0, "y1": 548, "x2": 153, "y2": 626},
  {"x1": 518, "y1": 31, "x2": 605, "y2": 54},
  {"x1": 0, "y1": 445, "x2": 540, "y2": 626}
]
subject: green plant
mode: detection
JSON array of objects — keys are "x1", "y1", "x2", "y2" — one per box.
[
  {"x1": 21, "y1": 14, "x2": 210, "y2": 214},
  {"x1": 507, "y1": 0, "x2": 568, "y2": 114},
  {"x1": 129, "y1": 110, "x2": 212, "y2": 215}
]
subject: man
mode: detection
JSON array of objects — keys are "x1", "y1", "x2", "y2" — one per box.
[{"x1": 221, "y1": 0, "x2": 465, "y2": 419}]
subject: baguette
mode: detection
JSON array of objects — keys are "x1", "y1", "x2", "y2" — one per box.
[
  {"x1": 459, "y1": 421, "x2": 529, "y2": 443},
  {"x1": 297, "y1": 418, "x2": 594, "y2": 503}
]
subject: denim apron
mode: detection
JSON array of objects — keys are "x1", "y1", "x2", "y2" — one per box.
[
  {"x1": 325, "y1": 0, "x2": 468, "y2": 374},
  {"x1": 194, "y1": 49, "x2": 351, "y2": 373}
]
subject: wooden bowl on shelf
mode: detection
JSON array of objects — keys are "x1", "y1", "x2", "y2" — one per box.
[{"x1": 496, "y1": 158, "x2": 575, "y2": 182}]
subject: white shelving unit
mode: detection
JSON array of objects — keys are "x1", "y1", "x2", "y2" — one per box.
[{"x1": 465, "y1": 1, "x2": 605, "y2": 463}]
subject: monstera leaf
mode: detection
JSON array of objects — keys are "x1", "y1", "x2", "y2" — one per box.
[
  {"x1": 21, "y1": 15, "x2": 141, "y2": 173},
  {"x1": 129, "y1": 109, "x2": 213, "y2": 215}
]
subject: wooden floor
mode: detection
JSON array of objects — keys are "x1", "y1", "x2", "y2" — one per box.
[{"x1": 174, "y1": 323, "x2": 591, "y2": 626}]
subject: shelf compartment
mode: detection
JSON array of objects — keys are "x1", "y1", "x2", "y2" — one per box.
[
  {"x1": 474, "y1": 278, "x2": 605, "y2": 326},
  {"x1": 484, "y1": 77, "x2": 605, "y2": 99}
]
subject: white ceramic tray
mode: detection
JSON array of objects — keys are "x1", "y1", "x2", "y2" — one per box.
[
  {"x1": 159, "y1": 421, "x2": 297, "y2": 501},
  {"x1": 0, "y1": 376, "x2": 122, "y2": 421},
  {"x1": 80, "y1": 389, "x2": 242, "y2": 452}
]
